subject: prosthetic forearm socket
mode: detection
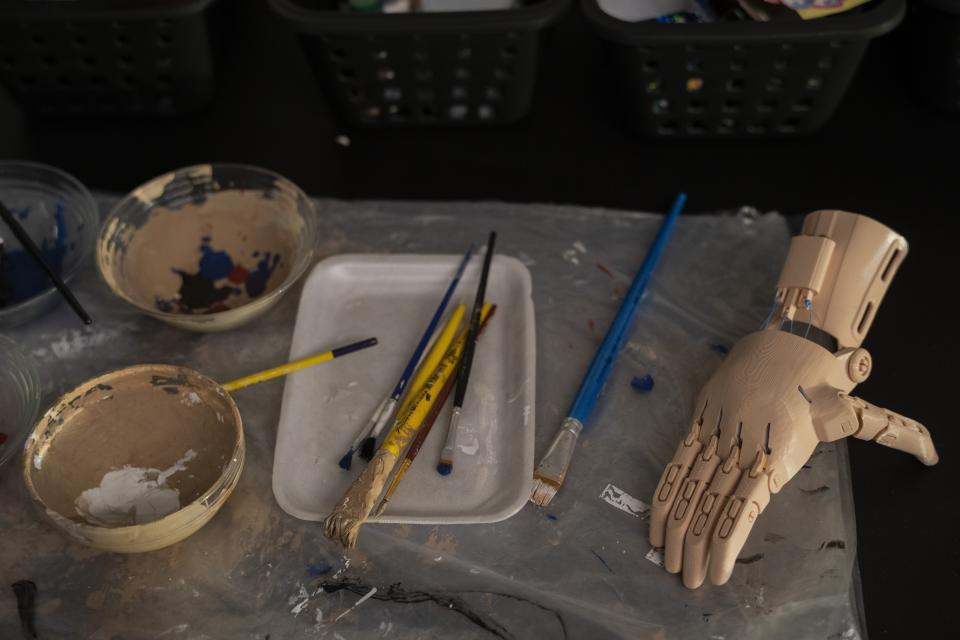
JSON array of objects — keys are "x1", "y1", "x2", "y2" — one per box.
[{"x1": 648, "y1": 210, "x2": 938, "y2": 589}]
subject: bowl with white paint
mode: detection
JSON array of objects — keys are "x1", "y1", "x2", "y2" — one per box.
[
  {"x1": 22, "y1": 364, "x2": 244, "y2": 553},
  {"x1": 0, "y1": 334, "x2": 42, "y2": 470}
]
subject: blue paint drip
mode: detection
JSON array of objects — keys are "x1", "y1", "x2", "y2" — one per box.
[
  {"x1": 198, "y1": 238, "x2": 235, "y2": 281},
  {"x1": 245, "y1": 252, "x2": 280, "y2": 298},
  {"x1": 306, "y1": 562, "x2": 333, "y2": 577},
  {"x1": 710, "y1": 344, "x2": 729, "y2": 356},
  {"x1": 546, "y1": 513, "x2": 558, "y2": 521},
  {"x1": 631, "y1": 374, "x2": 655, "y2": 392}
]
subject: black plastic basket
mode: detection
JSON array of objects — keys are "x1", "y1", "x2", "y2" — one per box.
[
  {"x1": 0, "y1": 0, "x2": 223, "y2": 116},
  {"x1": 907, "y1": 0, "x2": 960, "y2": 112},
  {"x1": 582, "y1": 0, "x2": 904, "y2": 137},
  {"x1": 269, "y1": 0, "x2": 570, "y2": 126}
]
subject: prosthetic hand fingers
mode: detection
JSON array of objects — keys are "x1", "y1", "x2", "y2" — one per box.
[
  {"x1": 848, "y1": 396, "x2": 939, "y2": 466},
  {"x1": 649, "y1": 420, "x2": 704, "y2": 547},
  {"x1": 707, "y1": 451, "x2": 772, "y2": 586},
  {"x1": 681, "y1": 444, "x2": 743, "y2": 589},
  {"x1": 664, "y1": 433, "x2": 721, "y2": 574}
]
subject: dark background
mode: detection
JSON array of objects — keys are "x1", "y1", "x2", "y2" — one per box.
[{"x1": 1, "y1": 0, "x2": 956, "y2": 637}]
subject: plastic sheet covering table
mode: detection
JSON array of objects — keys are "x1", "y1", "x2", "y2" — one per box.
[{"x1": 0, "y1": 199, "x2": 863, "y2": 640}]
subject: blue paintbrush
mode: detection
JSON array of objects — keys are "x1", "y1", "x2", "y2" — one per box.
[
  {"x1": 529, "y1": 193, "x2": 687, "y2": 506},
  {"x1": 339, "y1": 244, "x2": 476, "y2": 470}
]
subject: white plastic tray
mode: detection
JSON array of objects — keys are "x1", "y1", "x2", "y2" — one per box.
[{"x1": 272, "y1": 254, "x2": 536, "y2": 524}]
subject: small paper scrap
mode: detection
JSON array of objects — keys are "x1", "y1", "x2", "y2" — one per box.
[
  {"x1": 645, "y1": 547, "x2": 665, "y2": 567},
  {"x1": 600, "y1": 484, "x2": 650, "y2": 518}
]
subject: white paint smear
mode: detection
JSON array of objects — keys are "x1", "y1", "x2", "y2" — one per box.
[
  {"x1": 75, "y1": 450, "x2": 197, "y2": 526},
  {"x1": 645, "y1": 547, "x2": 665, "y2": 567},
  {"x1": 561, "y1": 249, "x2": 581, "y2": 266},
  {"x1": 600, "y1": 483, "x2": 650, "y2": 517},
  {"x1": 572, "y1": 241, "x2": 587, "y2": 253}
]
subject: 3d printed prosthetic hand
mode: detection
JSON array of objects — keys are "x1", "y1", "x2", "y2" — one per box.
[{"x1": 649, "y1": 210, "x2": 938, "y2": 589}]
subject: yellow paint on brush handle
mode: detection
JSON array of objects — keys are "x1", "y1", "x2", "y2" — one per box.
[
  {"x1": 397, "y1": 303, "x2": 465, "y2": 419},
  {"x1": 382, "y1": 338, "x2": 464, "y2": 456},
  {"x1": 382, "y1": 303, "x2": 493, "y2": 457},
  {"x1": 220, "y1": 351, "x2": 335, "y2": 392}
]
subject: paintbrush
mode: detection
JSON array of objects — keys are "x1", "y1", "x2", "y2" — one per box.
[
  {"x1": 323, "y1": 305, "x2": 493, "y2": 549},
  {"x1": 374, "y1": 305, "x2": 497, "y2": 517},
  {"x1": 395, "y1": 303, "x2": 464, "y2": 419},
  {"x1": 221, "y1": 337, "x2": 378, "y2": 392},
  {"x1": 0, "y1": 200, "x2": 92, "y2": 325},
  {"x1": 338, "y1": 245, "x2": 475, "y2": 470},
  {"x1": 529, "y1": 193, "x2": 687, "y2": 507},
  {"x1": 437, "y1": 231, "x2": 496, "y2": 476}
]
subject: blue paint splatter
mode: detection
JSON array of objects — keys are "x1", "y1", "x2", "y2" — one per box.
[
  {"x1": 546, "y1": 513, "x2": 558, "y2": 521},
  {"x1": 155, "y1": 237, "x2": 281, "y2": 313},
  {"x1": 245, "y1": 252, "x2": 280, "y2": 297},
  {"x1": 710, "y1": 344, "x2": 729, "y2": 356},
  {"x1": 306, "y1": 562, "x2": 332, "y2": 577},
  {"x1": 198, "y1": 238, "x2": 235, "y2": 281},
  {"x1": 631, "y1": 374, "x2": 655, "y2": 392}
]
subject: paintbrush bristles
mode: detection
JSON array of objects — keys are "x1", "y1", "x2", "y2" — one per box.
[
  {"x1": 324, "y1": 449, "x2": 399, "y2": 548},
  {"x1": 529, "y1": 478, "x2": 561, "y2": 507}
]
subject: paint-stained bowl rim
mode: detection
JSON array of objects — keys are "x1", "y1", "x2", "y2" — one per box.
[
  {"x1": 22, "y1": 364, "x2": 245, "y2": 553},
  {"x1": 95, "y1": 163, "x2": 319, "y2": 329},
  {"x1": 0, "y1": 334, "x2": 42, "y2": 469},
  {"x1": 0, "y1": 161, "x2": 99, "y2": 327}
]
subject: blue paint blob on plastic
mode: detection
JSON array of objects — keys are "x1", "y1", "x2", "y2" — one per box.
[
  {"x1": 245, "y1": 252, "x2": 280, "y2": 298},
  {"x1": 546, "y1": 513, "x2": 559, "y2": 521},
  {"x1": 198, "y1": 238, "x2": 235, "y2": 281},
  {"x1": 306, "y1": 562, "x2": 332, "y2": 577},
  {"x1": 631, "y1": 374, "x2": 655, "y2": 392},
  {"x1": 0, "y1": 204, "x2": 69, "y2": 308},
  {"x1": 710, "y1": 343, "x2": 729, "y2": 356}
]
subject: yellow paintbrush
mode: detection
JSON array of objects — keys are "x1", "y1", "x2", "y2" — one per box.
[{"x1": 220, "y1": 337, "x2": 378, "y2": 392}]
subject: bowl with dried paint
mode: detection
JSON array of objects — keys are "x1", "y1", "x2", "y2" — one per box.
[
  {"x1": 0, "y1": 161, "x2": 99, "y2": 328},
  {"x1": 23, "y1": 364, "x2": 244, "y2": 553},
  {"x1": 97, "y1": 164, "x2": 319, "y2": 332},
  {"x1": 0, "y1": 335, "x2": 42, "y2": 470}
]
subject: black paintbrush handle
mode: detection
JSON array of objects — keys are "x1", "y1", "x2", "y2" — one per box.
[
  {"x1": 452, "y1": 230, "x2": 497, "y2": 409},
  {"x1": 0, "y1": 200, "x2": 92, "y2": 325}
]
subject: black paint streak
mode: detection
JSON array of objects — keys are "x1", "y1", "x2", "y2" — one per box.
[
  {"x1": 763, "y1": 533, "x2": 785, "y2": 544},
  {"x1": 736, "y1": 553, "x2": 764, "y2": 564},
  {"x1": 801, "y1": 464, "x2": 812, "y2": 470},
  {"x1": 82, "y1": 383, "x2": 114, "y2": 398},
  {"x1": 172, "y1": 269, "x2": 233, "y2": 312},
  {"x1": 320, "y1": 580, "x2": 568, "y2": 640},
  {"x1": 150, "y1": 374, "x2": 190, "y2": 387},
  {"x1": 11, "y1": 580, "x2": 37, "y2": 639},
  {"x1": 801, "y1": 485, "x2": 830, "y2": 495},
  {"x1": 820, "y1": 540, "x2": 846, "y2": 550},
  {"x1": 590, "y1": 550, "x2": 615, "y2": 574}
]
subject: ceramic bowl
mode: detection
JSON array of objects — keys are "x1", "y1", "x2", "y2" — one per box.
[
  {"x1": 23, "y1": 364, "x2": 244, "y2": 553},
  {"x1": 97, "y1": 164, "x2": 319, "y2": 332},
  {"x1": 0, "y1": 335, "x2": 42, "y2": 469},
  {"x1": 0, "y1": 161, "x2": 99, "y2": 328}
]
